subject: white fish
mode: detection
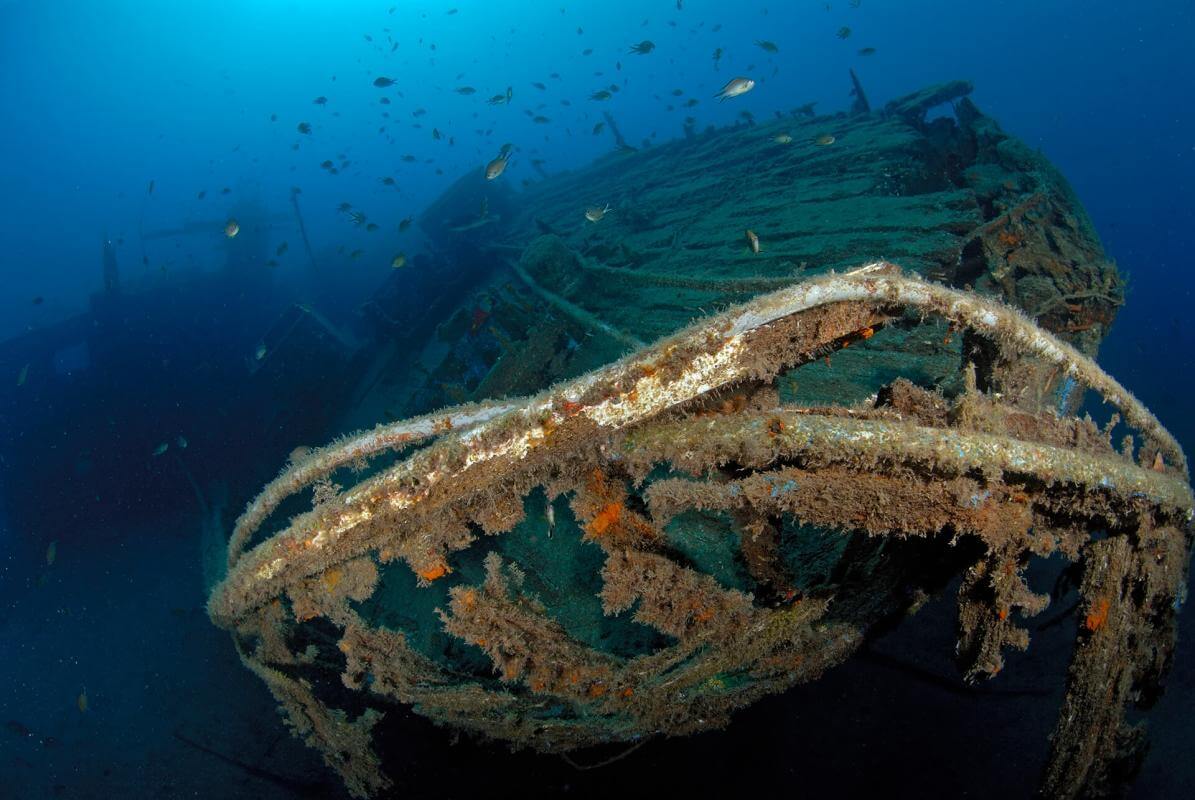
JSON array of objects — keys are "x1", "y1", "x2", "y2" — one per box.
[
  {"x1": 152, "y1": 442, "x2": 169, "y2": 456},
  {"x1": 177, "y1": 435, "x2": 188, "y2": 449},
  {"x1": 745, "y1": 229, "x2": 761, "y2": 254},
  {"x1": 255, "y1": 343, "x2": 267, "y2": 360},
  {"x1": 585, "y1": 204, "x2": 612, "y2": 223},
  {"x1": 484, "y1": 152, "x2": 510, "y2": 180},
  {"x1": 715, "y1": 77, "x2": 755, "y2": 101}
]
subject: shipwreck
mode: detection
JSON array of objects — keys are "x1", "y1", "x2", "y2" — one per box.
[{"x1": 207, "y1": 80, "x2": 1191, "y2": 799}]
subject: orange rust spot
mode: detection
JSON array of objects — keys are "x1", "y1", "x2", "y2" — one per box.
[
  {"x1": 530, "y1": 679, "x2": 546, "y2": 692},
  {"x1": 1085, "y1": 598, "x2": 1111, "y2": 632},
  {"x1": 587, "y1": 683, "x2": 608, "y2": 698},
  {"x1": 322, "y1": 568, "x2": 343, "y2": 592},
  {"x1": 717, "y1": 394, "x2": 748, "y2": 415},
  {"x1": 588, "y1": 502, "x2": 623, "y2": 537},
  {"x1": 859, "y1": 326, "x2": 875, "y2": 339},
  {"x1": 997, "y1": 608, "x2": 1008, "y2": 621},
  {"x1": 561, "y1": 400, "x2": 584, "y2": 416},
  {"x1": 620, "y1": 687, "x2": 634, "y2": 698},
  {"x1": 566, "y1": 669, "x2": 581, "y2": 685},
  {"x1": 337, "y1": 640, "x2": 352, "y2": 653},
  {"x1": 693, "y1": 607, "x2": 715, "y2": 623},
  {"x1": 418, "y1": 563, "x2": 449, "y2": 582},
  {"x1": 458, "y1": 588, "x2": 478, "y2": 612},
  {"x1": 767, "y1": 418, "x2": 785, "y2": 437},
  {"x1": 996, "y1": 228, "x2": 1024, "y2": 249}
]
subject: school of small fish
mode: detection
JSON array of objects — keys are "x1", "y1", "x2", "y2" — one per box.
[{"x1": 85, "y1": 4, "x2": 877, "y2": 296}]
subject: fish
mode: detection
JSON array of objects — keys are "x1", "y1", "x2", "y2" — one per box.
[
  {"x1": 196, "y1": 190, "x2": 206, "y2": 199},
  {"x1": 177, "y1": 435, "x2": 188, "y2": 449},
  {"x1": 531, "y1": 81, "x2": 546, "y2": 90},
  {"x1": 46, "y1": 541, "x2": 56, "y2": 566},
  {"x1": 76, "y1": 689, "x2": 88, "y2": 713},
  {"x1": 152, "y1": 442, "x2": 169, "y2": 456},
  {"x1": 391, "y1": 253, "x2": 407, "y2": 269},
  {"x1": 224, "y1": 219, "x2": 240, "y2": 238},
  {"x1": 712, "y1": 47, "x2": 722, "y2": 69},
  {"x1": 745, "y1": 229, "x2": 761, "y2": 254},
  {"x1": 17, "y1": 364, "x2": 28, "y2": 387},
  {"x1": 399, "y1": 216, "x2": 413, "y2": 231},
  {"x1": 455, "y1": 86, "x2": 476, "y2": 94},
  {"x1": 585, "y1": 204, "x2": 612, "y2": 223},
  {"x1": 276, "y1": 242, "x2": 288, "y2": 256},
  {"x1": 313, "y1": 96, "x2": 327, "y2": 105},
  {"x1": 373, "y1": 76, "x2": 395, "y2": 87},
  {"x1": 715, "y1": 77, "x2": 755, "y2": 101},
  {"x1": 297, "y1": 121, "x2": 312, "y2": 135},
  {"x1": 773, "y1": 133, "x2": 793, "y2": 144},
  {"x1": 380, "y1": 176, "x2": 396, "y2": 186},
  {"x1": 532, "y1": 115, "x2": 550, "y2": 124},
  {"x1": 628, "y1": 40, "x2": 655, "y2": 55},
  {"x1": 756, "y1": 40, "x2": 779, "y2": 53},
  {"x1": 592, "y1": 122, "x2": 605, "y2": 135},
  {"x1": 546, "y1": 502, "x2": 555, "y2": 538},
  {"x1": 255, "y1": 343, "x2": 267, "y2": 360},
  {"x1": 815, "y1": 134, "x2": 836, "y2": 146},
  {"x1": 485, "y1": 151, "x2": 511, "y2": 180},
  {"x1": 590, "y1": 90, "x2": 612, "y2": 101},
  {"x1": 837, "y1": 26, "x2": 852, "y2": 39},
  {"x1": 858, "y1": 47, "x2": 877, "y2": 56},
  {"x1": 366, "y1": 223, "x2": 379, "y2": 232}
]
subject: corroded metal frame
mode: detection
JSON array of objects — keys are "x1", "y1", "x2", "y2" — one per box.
[{"x1": 209, "y1": 264, "x2": 1192, "y2": 798}]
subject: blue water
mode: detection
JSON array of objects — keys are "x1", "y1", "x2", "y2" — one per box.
[{"x1": 1, "y1": 1, "x2": 1193, "y2": 798}]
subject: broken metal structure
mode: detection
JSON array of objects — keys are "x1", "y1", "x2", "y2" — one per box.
[{"x1": 210, "y1": 265, "x2": 1191, "y2": 799}]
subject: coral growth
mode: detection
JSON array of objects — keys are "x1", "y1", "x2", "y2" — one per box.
[{"x1": 210, "y1": 267, "x2": 1190, "y2": 799}]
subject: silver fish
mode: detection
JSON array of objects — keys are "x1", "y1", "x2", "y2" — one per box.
[{"x1": 715, "y1": 77, "x2": 755, "y2": 101}]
